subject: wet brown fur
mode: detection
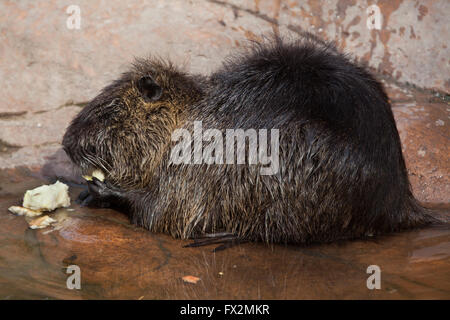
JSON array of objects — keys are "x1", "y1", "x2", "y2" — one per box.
[{"x1": 63, "y1": 35, "x2": 434, "y2": 245}]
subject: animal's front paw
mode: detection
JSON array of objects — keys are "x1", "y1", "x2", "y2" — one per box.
[
  {"x1": 87, "y1": 177, "x2": 123, "y2": 198},
  {"x1": 77, "y1": 178, "x2": 125, "y2": 208}
]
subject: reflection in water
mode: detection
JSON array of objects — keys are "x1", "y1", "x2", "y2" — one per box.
[
  {"x1": 410, "y1": 242, "x2": 449, "y2": 262},
  {"x1": 0, "y1": 168, "x2": 449, "y2": 299}
]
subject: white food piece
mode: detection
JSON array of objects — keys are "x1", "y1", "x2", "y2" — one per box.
[
  {"x1": 29, "y1": 215, "x2": 57, "y2": 229},
  {"x1": 82, "y1": 169, "x2": 105, "y2": 182},
  {"x1": 22, "y1": 181, "x2": 71, "y2": 211},
  {"x1": 8, "y1": 206, "x2": 43, "y2": 217}
]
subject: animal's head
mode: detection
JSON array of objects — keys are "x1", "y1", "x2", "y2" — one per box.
[{"x1": 62, "y1": 58, "x2": 203, "y2": 189}]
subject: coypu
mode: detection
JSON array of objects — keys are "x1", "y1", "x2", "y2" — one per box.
[{"x1": 62, "y1": 34, "x2": 433, "y2": 250}]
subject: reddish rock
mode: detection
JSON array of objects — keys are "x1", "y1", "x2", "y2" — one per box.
[
  {"x1": 0, "y1": 106, "x2": 81, "y2": 147},
  {"x1": 393, "y1": 101, "x2": 449, "y2": 203},
  {"x1": 0, "y1": 0, "x2": 448, "y2": 117}
]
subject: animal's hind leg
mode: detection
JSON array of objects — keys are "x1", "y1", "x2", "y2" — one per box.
[{"x1": 184, "y1": 232, "x2": 247, "y2": 252}]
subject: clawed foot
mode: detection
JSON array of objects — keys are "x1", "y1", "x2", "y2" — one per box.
[
  {"x1": 76, "y1": 177, "x2": 125, "y2": 208},
  {"x1": 184, "y1": 232, "x2": 246, "y2": 252}
]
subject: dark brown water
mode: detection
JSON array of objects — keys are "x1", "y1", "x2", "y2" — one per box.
[{"x1": 0, "y1": 167, "x2": 449, "y2": 299}]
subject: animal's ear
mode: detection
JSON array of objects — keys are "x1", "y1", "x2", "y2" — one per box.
[{"x1": 137, "y1": 76, "x2": 163, "y2": 102}]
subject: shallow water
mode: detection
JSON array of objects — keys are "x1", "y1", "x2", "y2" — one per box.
[{"x1": 0, "y1": 167, "x2": 449, "y2": 299}]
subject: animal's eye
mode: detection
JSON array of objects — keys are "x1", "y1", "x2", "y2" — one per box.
[{"x1": 137, "y1": 76, "x2": 163, "y2": 102}]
